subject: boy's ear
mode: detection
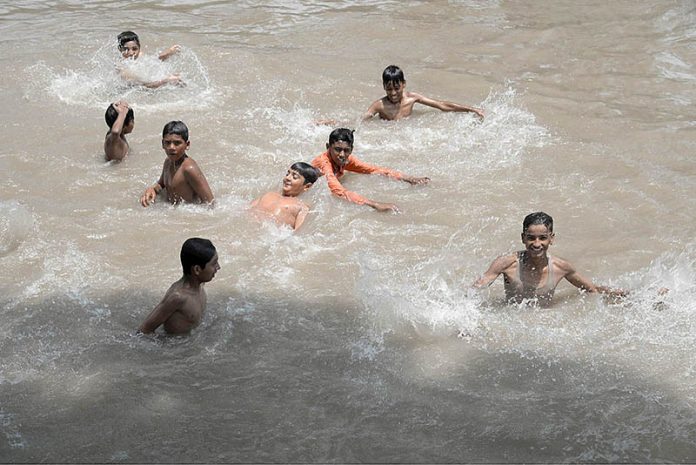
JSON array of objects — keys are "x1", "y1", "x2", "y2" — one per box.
[
  {"x1": 303, "y1": 182, "x2": 313, "y2": 191},
  {"x1": 192, "y1": 264, "x2": 202, "y2": 276},
  {"x1": 550, "y1": 232, "x2": 555, "y2": 244},
  {"x1": 326, "y1": 142, "x2": 330, "y2": 150}
]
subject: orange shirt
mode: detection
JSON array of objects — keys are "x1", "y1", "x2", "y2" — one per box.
[{"x1": 311, "y1": 151, "x2": 403, "y2": 205}]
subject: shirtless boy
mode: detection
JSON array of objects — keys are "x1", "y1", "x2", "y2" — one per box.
[
  {"x1": 251, "y1": 162, "x2": 319, "y2": 230},
  {"x1": 104, "y1": 100, "x2": 133, "y2": 162},
  {"x1": 140, "y1": 121, "x2": 214, "y2": 207},
  {"x1": 472, "y1": 212, "x2": 626, "y2": 307},
  {"x1": 138, "y1": 238, "x2": 220, "y2": 335},
  {"x1": 117, "y1": 30, "x2": 183, "y2": 88},
  {"x1": 363, "y1": 65, "x2": 484, "y2": 121},
  {"x1": 311, "y1": 128, "x2": 429, "y2": 213}
]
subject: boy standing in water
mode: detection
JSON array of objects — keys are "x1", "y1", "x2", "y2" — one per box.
[
  {"x1": 140, "y1": 121, "x2": 214, "y2": 207},
  {"x1": 311, "y1": 128, "x2": 429, "y2": 213},
  {"x1": 363, "y1": 65, "x2": 484, "y2": 121},
  {"x1": 251, "y1": 162, "x2": 319, "y2": 230},
  {"x1": 117, "y1": 30, "x2": 183, "y2": 88},
  {"x1": 138, "y1": 238, "x2": 220, "y2": 335},
  {"x1": 472, "y1": 212, "x2": 626, "y2": 307},
  {"x1": 104, "y1": 100, "x2": 133, "y2": 162}
]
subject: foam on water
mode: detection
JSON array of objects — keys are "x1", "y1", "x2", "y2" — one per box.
[
  {"x1": 24, "y1": 42, "x2": 216, "y2": 113},
  {"x1": 0, "y1": 201, "x2": 34, "y2": 258}
]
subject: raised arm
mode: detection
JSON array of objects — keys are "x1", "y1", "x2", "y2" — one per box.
[
  {"x1": 184, "y1": 162, "x2": 215, "y2": 205},
  {"x1": 104, "y1": 101, "x2": 130, "y2": 161},
  {"x1": 413, "y1": 93, "x2": 484, "y2": 119},
  {"x1": 158, "y1": 44, "x2": 181, "y2": 61},
  {"x1": 138, "y1": 292, "x2": 184, "y2": 334}
]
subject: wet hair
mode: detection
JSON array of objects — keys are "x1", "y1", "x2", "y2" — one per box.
[
  {"x1": 290, "y1": 162, "x2": 319, "y2": 185},
  {"x1": 104, "y1": 103, "x2": 134, "y2": 129},
  {"x1": 382, "y1": 65, "x2": 405, "y2": 86},
  {"x1": 522, "y1": 211, "x2": 554, "y2": 232},
  {"x1": 162, "y1": 121, "x2": 189, "y2": 141},
  {"x1": 180, "y1": 238, "x2": 216, "y2": 276},
  {"x1": 328, "y1": 128, "x2": 354, "y2": 147},
  {"x1": 117, "y1": 31, "x2": 140, "y2": 50}
]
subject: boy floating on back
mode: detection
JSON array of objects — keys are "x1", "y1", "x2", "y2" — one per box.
[
  {"x1": 363, "y1": 65, "x2": 484, "y2": 121},
  {"x1": 138, "y1": 238, "x2": 219, "y2": 335},
  {"x1": 472, "y1": 212, "x2": 628, "y2": 307},
  {"x1": 311, "y1": 128, "x2": 429, "y2": 213},
  {"x1": 140, "y1": 121, "x2": 214, "y2": 207},
  {"x1": 251, "y1": 162, "x2": 319, "y2": 230},
  {"x1": 117, "y1": 30, "x2": 183, "y2": 88},
  {"x1": 104, "y1": 100, "x2": 133, "y2": 162}
]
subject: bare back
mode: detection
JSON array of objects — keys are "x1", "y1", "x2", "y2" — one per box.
[
  {"x1": 104, "y1": 132, "x2": 129, "y2": 162},
  {"x1": 139, "y1": 278, "x2": 207, "y2": 335}
]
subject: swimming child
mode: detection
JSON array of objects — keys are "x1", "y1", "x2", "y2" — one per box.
[
  {"x1": 363, "y1": 65, "x2": 484, "y2": 121},
  {"x1": 311, "y1": 128, "x2": 429, "y2": 213},
  {"x1": 251, "y1": 162, "x2": 319, "y2": 230},
  {"x1": 138, "y1": 238, "x2": 220, "y2": 335},
  {"x1": 104, "y1": 100, "x2": 133, "y2": 162},
  {"x1": 117, "y1": 30, "x2": 183, "y2": 88},
  {"x1": 472, "y1": 212, "x2": 627, "y2": 307},
  {"x1": 140, "y1": 121, "x2": 214, "y2": 207}
]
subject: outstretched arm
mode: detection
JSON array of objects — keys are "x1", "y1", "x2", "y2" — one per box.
[
  {"x1": 120, "y1": 68, "x2": 183, "y2": 88},
  {"x1": 563, "y1": 263, "x2": 627, "y2": 298},
  {"x1": 414, "y1": 93, "x2": 484, "y2": 119},
  {"x1": 362, "y1": 99, "x2": 382, "y2": 121},
  {"x1": 159, "y1": 44, "x2": 181, "y2": 61},
  {"x1": 138, "y1": 293, "x2": 184, "y2": 334},
  {"x1": 472, "y1": 255, "x2": 513, "y2": 289}
]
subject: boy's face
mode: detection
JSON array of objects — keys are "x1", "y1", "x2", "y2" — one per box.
[
  {"x1": 521, "y1": 224, "x2": 554, "y2": 258},
  {"x1": 327, "y1": 141, "x2": 353, "y2": 167},
  {"x1": 383, "y1": 81, "x2": 405, "y2": 104},
  {"x1": 120, "y1": 41, "x2": 141, "y2": 59},
  {"x1": 162, "y1": 133, "x2": 189, "y2": 162},
  {"x1": 196, "y1": 253, "x2": 220, "y2": 283},
  {"x1": 282, "y1": 168, "x2": 311, "y2": 197}
]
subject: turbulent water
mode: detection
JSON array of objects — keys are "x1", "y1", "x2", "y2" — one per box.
[{"x1": 1, "y1": 1, "x2": 696, "y2": 462}]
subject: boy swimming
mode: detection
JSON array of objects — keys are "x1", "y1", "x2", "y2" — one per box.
[
  {"x1": 251, "y1": 162, "x2": 319, "y2": 230},
  {"x1": 363, "y1": 65, "x2": 484, "y2": 121},
  {"x1": 117, "y1": 30, "x2": 183, "y2": 88},
  {"x1": 104, "y1": 100, "x2": 133, "y2": 162},
  {"x1": 472, "y1": 212, "x2": 627, "y2": 307},
  {"x1": 311, "y1": 128, "x2": 429, "y2": 213},
  {"x1": 138, "y1": 238, "x2": 219, "y2": 335},
  {"x1": 140, "y1": 121, "x2": 214, "y2": 207}
]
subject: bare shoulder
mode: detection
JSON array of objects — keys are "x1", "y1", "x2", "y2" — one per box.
[
  {"x1": 490, "y1": 253, "x2": 517, "y2": 272},
  {"x1": 551, "y1": 255, "x2": 576, "y2": 275},
  {"x1": 405, "y1": 91, "x2": 425, "y2": 102}
]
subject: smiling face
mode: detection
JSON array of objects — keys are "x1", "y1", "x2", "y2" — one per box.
[
  {"x1": 383, "y1": 80, "x2": 405, "y2": 104},
  {"x1": 327, "y1": 140, "x2": 353, "y2": 168},
  {"x1": 119, "y1": 40, "x2": 141, "y2": 59},
  {"x1": 282, "y1": 168, "x2": 310, "y2": 197},
  {"x1": 521, "y1": 223, "x2": 554, "y2": 258},
  {"x1": 162, "y1": 133, "x2": 189, "y2": 163}
]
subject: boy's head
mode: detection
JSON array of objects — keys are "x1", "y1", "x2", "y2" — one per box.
[
  {"x1": 105, "y1": 103, "x2": 134, "y2": 132},
  {"x1": 162, "y1": 121, "x2": 190, "y2": 161},
  {"x1": 181, "y1": 238, "x2": 219, "y2": 282},
  {"x1": 326, "y1": 128, "x2": 355, "y2": 167},
  {"x1": 282, "y1": 162, "x2": 319, "y2": 197},
  {"x1": 382, "y1": 65, "x2": 406, "y2": 103},
  {"x1": 117, "y1": 31, "x2": 141, "y2": 59},
  {"x1": 522, "y1": 211, "x2": 553, "y2": 233},
  {"x1": 521, "y1": 212, "x2": 554, "y2": 255}
]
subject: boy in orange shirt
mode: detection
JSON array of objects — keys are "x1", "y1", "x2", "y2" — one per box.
[{"x1": 311, "y1": 128, "x2": 429, "y2": 213}]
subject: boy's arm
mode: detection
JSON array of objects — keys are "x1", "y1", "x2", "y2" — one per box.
[
  {"x1": 138, "y1": 293, "x2": 184, "y2": 334},
  {"x1": 413, "y1": 92, "x2": 484, "y2": 119},
  {"x1": 120, "y1": 68, "x2": 183, "y2": 88},
  {"x1": 158, "y1": 44, "x2": 181, "y2": 61},
  {"x1": 141, "y1": 168, "x2": 165, "y2": 207},
  {"x1": 472, "y1": 255, "x2": 514, "y2": 288},
  {"x1": 184, "y1": 162, "x2": 215, "y2": 205},
  {"x1": 362, "y1": 99, "x2": 382, "y2": 121},
  {"x1": 293, "y1": 203, "x2": 310, "y2": 230},
  {"x1": 346, "y1": 156, "x2": 403, "y2": 180},
  {"x1": 561, "y1": 260, "x2": 628, "y2": 298}
]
